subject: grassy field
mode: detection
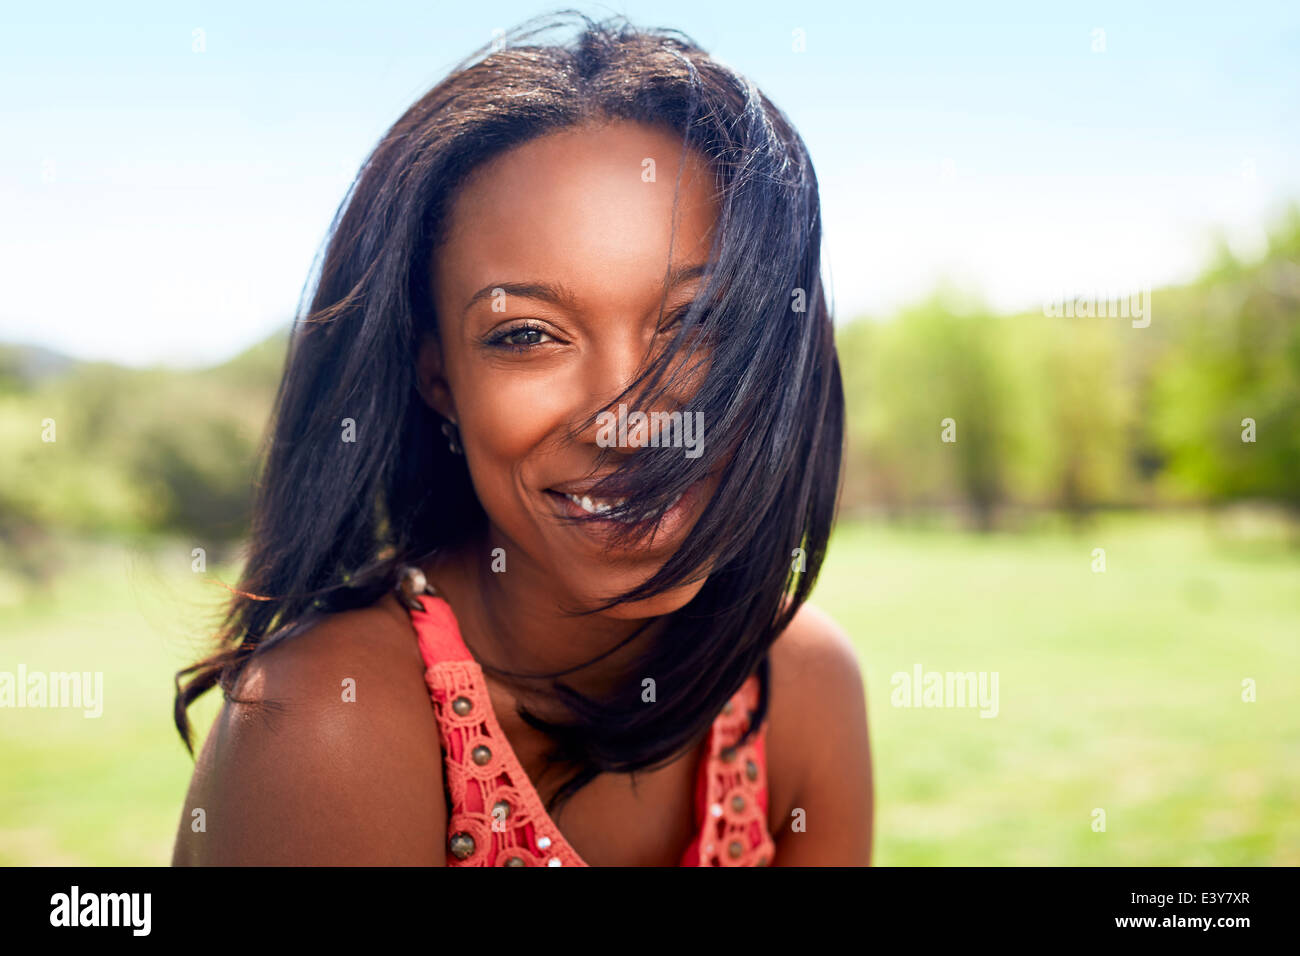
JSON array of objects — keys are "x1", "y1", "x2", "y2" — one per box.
[{"x1": 1, "y1": 513, "x2": 1296, "y2": 865}]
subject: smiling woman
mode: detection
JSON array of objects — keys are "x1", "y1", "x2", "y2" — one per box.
[
  {"x1": 170, "y1": 11, "x2": 871, "y2": 867},
  {"x1": 420, "y1": 118, "x2": 731, "y2": 603}
]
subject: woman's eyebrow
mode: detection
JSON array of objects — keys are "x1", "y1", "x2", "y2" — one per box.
[
  {"x1": 461, "y1": 262, "x2": 709, "y2": 316},
  {"x1": 462, "y1": 280, "x2": 578, "y2": 315}
]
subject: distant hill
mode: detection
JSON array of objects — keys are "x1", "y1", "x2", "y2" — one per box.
[
  {"x1": 0, "y1": 325, "x2": 291, "y2": 546},
  {"x1": 0, "y1": 326, "x2": 292, "y2": 393},
  {"x1": 200, "y1": 326, "x2": 291, "y2": 388},
  {"x1": 0, "y1": 342, "x2": 82, "y2": 387}
]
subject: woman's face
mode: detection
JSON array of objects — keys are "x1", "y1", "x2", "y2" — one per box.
[{"x1": 421, "y1": 119, "x2": 722, "y2": 618}]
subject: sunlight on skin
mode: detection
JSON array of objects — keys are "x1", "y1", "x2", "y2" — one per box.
[{"x1": 416, "y1": 119, "x2": 725, "y2": 687}]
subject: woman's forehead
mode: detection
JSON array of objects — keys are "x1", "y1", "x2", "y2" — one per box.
[{"x1": 432, "y1": 121, "x2": 719, "y2": 317}]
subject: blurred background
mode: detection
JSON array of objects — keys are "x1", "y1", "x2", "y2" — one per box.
[{"x1": 1, "y1": 1, "x2": 1297, "y2": 865}]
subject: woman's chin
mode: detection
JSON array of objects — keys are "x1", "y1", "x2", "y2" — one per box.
[{"x1": 584, "y1": 576, "x2": 709, "y2": 620}]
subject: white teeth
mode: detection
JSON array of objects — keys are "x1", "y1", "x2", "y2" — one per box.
[
  {"x1": 565, "y1": 493, "x2": 626, "y2": 515},
  {"x1": 563, "y1": 491, "x2": 682, "y2": 519}
]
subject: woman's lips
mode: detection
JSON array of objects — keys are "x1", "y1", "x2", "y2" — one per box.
[
  {"x1": 543, "y1": 479, "x2": 704, "y2": 548},
  {"x1": 556, "y1": 489, "x2": 682, "y2": 517}
]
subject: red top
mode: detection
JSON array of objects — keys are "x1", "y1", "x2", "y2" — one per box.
[{"x1": 406, "y1": 595, "x2": 776, "y2": 866}]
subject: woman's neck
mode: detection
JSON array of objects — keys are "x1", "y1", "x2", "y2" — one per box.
[{"x1": 423, "y1": 527, "x2": 663, "y2": 704}]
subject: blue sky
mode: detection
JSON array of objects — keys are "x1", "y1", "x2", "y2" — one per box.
[{"x1": 2, "y1": 1, "x2": 1298, "y2": 367}]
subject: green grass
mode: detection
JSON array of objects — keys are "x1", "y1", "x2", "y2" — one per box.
[
  {"x1": 825, "y1": 513, "x2": 1300, "y2": 865},
  {"x1": 1, "y1": 514, "x2": 1296, "y2": 865},
  {"x1": 0, "y1": 538, "x2": 228, "y2": 866}
]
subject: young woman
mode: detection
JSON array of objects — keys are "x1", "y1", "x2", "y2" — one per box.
[{"x1": 171, "y1": 13, "x2": 872, "y2": 867}]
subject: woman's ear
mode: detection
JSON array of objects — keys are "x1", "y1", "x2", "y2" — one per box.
[{"x1": 416, "y1": 335, "x2": 457, "y2": 423}]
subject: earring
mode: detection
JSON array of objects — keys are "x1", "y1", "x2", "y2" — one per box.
[{"x1": 441, "y1": 420, "x2": 463, "y2": 455}]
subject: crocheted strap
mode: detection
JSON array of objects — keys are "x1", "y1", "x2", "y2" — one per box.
[
  {"x1": 410, "y1": 595, "x2": 474, "y2": 665},
  {"x1": 679, "y1": 676, "x2": 776, "y2": 867},
  {"x1": 428, "y1": 658, "x2": 587, "y2": 866},
  {"x1": 407, "y1": 595, "x2": 775, "y2": 866}
]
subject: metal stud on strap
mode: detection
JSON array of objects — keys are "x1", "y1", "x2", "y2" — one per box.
[{"x1": 396, "y1": 564, "x2": 437, "y2": 610}]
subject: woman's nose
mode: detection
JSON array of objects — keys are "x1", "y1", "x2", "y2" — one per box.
[{"x1": 574, "y1": 332, "x2": 702, "y2": 450}]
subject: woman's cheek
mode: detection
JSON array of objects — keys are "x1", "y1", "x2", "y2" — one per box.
[
  {"x1": 454, "y1": 363, "x2": 583, "y2": 534},
  {"x1": 465, "y1": 367, "x2": 576, "y2": 460}
]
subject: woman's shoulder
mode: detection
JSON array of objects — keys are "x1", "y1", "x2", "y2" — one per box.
[
  {"x1": 762, "y1": 600, "x2": 873, "y2": 863},
  {"x1": 767, "y1": 601, "x2": 865, "y2": 734},
  {"x1": 237, "y1": 591, "x2": 428, "y2": 691},
  {"x1": 770, "y1": 601, "x2": 860, "y2": 676},
  {"x1": 765, "y1": 600, "x2": 865, "y2": 753},
  {"x1": 172, "y1": 592, "x2": 446, "y2": 865}
]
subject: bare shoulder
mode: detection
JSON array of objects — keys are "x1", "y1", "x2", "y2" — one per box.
[
  {"x1": 171, "y1": 592, "x2": 446, "y2": 865},
  {"x1": 770, "y1": 602, "x2": 862, "y2": 686},
  {"x1": 764, "y1": 600, "x2": 873, "y2": 865}
]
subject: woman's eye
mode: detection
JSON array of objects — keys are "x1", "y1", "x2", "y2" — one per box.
[
  {"x1": 490, "y1": 324, "x2": 555, "y2": 349},
  {"x1": 661, "y1": 305, "x2": 711, "y2": 336},
  {"x1": 660, "y1": 304, "x2": 697, "y2": 333}
]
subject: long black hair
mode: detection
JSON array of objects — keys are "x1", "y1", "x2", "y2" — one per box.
[{"x1": 174, "y1": 10, "x2": 844, "y2": 816}]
